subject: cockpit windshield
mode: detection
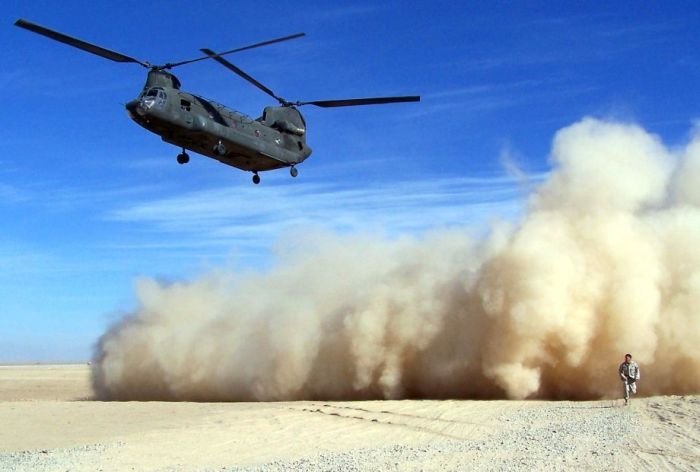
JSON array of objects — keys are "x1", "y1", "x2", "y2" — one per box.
[
  {"x1": 146, "y1": 88, "x2": 165, "y2": 98},
  {"x1": 141, "y1": 87, "x2": 167, "y2": 109}
]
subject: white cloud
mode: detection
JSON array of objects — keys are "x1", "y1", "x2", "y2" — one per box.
[{"x1": 106, "y1": 175, "x2": 541, "y2": 258}]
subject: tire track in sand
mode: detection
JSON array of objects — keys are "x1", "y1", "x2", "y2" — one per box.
[{"x1": 291, "y1": 400, "x2": 513, "y2": 443}]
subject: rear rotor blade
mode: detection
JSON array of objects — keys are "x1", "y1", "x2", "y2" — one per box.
[
  {"x1": 298, "y1": 96, "x2": 421, "y2": 108},
  {"x1": 14, "y1": 19, "x2": 149, "y2": 67},
  {"x1": 166, "y1": 33, "x2": 305, "y2": 69},
  {"x1": 200, "y1": 48, "x2": 287, "y2": 104}
]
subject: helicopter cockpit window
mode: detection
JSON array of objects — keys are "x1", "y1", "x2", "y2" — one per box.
[
  {"x1": 141, "y1": 87, "x2": 167, "y2": 109},
  {"x1": 145, "y1": 88, "x2": 166, "y2": 97}
]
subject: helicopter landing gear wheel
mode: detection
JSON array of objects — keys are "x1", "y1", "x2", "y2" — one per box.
[
  {"x1": 213, "y1": 141, "x2": 226, "y2": 157},
  {"x1": 177, "y1": 151, "x2": 190, "y2": 164},
  {"x1": 252, "y1": 172, "x2": 261, "y2": 185},
  {"x1": 290, "y1": 166, "x2": 298, "y2": 178}
]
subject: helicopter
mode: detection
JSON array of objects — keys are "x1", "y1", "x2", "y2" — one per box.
[{"x1": 15, "y1": 19, "x2": 420, "y2": 184}]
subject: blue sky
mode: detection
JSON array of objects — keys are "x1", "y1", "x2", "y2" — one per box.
[{"x1": 1, "y1": 1, "x2": 698, "y2": 362}]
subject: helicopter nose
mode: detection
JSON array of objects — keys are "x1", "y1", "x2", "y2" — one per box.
[
  {"x1": 125, "y1": 99, "x2": 139, "y2": 114},
  {"x1": 126, "y1": 98, "x2": 150, "y2": 118}
]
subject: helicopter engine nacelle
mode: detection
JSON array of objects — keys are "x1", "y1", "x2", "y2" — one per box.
[
  {"x1": 273, "y1": 119, "x2": 305, "y2": 136},
  {"x1": 261, "y1": 106, "x2": 306, "y2": 137}
]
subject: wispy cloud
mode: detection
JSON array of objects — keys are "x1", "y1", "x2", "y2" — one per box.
[
  {"x1": 405, "y1": 79, "x2": 575, "y2": 119},
  {"x1": 0, "y1": 244, "x2": 56, "y2": 276},
  {"x1": 16, "y1": 180, "x2": 168, "y2": 213},
  {"x1": 106, "y1": 174, "x2": 545, "y2": 257},
  {"x1": 0, "y1": 183, "x2": 30, "y2": 203}
]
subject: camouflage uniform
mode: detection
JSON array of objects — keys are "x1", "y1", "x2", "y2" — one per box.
[{"x1": 618, "y1": 360, "x2": 640, "y2": 404}]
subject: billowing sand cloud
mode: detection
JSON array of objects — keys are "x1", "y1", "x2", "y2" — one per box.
[{"x1": 92, "y1": 118, "x2": 700, "y2": 401}]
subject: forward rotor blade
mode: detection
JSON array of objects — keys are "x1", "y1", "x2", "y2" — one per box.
[
  {"x1": 14, "y1": 19, "x2": 149, "y2": 67},
  {"x1": 166, "y1": 33, "x2": 305, "y2": 69},
  {"x1": 298, "y1": 96, "x2": 421, "y2": 108},
  {"x1": 200, "y1": 48, "x2": 285, "y2": 104},
  {"x1": 216, "y1": 32, "x2": 305, "y2": 56}
]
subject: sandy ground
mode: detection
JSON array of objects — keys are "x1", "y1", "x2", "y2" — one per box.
[{"x1": 0, "y1": 365, "x2": 697, "y2": 471}]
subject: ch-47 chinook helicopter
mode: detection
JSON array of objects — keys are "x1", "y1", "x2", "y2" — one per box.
[{"x1": 15, "y1": 19, "x2": 420, "y2": 184}]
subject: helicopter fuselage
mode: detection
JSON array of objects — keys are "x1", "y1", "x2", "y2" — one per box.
[{"x1": 125, "y1": 70, "x2": 312, "y2": 173}]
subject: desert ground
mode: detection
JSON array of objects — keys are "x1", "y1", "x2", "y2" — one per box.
[{"x1": 0, "y1": 364, "x2": 697, "y2": 471}]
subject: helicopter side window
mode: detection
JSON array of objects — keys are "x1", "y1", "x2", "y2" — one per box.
[{"x1": 180, "y1": 99, "x2": 191, "y2": 111}]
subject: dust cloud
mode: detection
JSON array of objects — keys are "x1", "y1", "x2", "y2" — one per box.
[{"x1": 92, "y1": 118, "x2": 700, "y2": 401}]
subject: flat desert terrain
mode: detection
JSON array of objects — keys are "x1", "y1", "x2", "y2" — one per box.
[{"x1": 0, "y1": 365, "x2": 697, "y2": 471}]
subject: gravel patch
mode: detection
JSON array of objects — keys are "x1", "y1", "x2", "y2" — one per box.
[
  {"x1": 217, "y1": 402, "x2": 640, "y2": 472},
  {"x1": 0, "y1": 442, "x2": 123, "y2": 472}
]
